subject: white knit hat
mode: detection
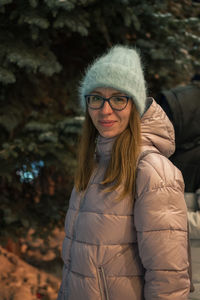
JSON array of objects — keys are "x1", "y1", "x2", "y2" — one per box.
[{"x1": 79, "y1": 45, "x2": 147, "y2": 116}]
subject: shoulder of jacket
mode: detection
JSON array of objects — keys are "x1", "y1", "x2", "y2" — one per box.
[{"x1": 136, "y1": 151, "x2": 184, "y2": 194}]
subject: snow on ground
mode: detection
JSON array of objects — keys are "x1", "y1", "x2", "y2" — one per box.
[{"x1": 0, "y1": 228, "x2": 65, "y2": 300}]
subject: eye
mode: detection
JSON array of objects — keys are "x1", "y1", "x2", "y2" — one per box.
[
  {"x1": 90, "y1": 95, "x2": 102, "y2": 102},
  {"x1": 112, "y1": 96, "x2": 126, "y2": 103}
]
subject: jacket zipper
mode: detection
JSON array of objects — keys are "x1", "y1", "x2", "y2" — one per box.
[{"x1": 97, "y1": 266, "x2": 110, "y2": 300}]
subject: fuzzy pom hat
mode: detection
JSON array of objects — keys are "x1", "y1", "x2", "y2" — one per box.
[{"x1": 79, "y1": 45, "x2": 147, "y2": 116}]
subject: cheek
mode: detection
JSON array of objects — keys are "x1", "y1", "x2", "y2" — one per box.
[{"x1": 121, "y1": 112, "x2": 131, "y2": 128}]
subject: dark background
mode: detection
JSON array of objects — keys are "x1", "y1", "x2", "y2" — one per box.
[{"x1": 0, "y1": 0, "x2": 199, "y2": 259}]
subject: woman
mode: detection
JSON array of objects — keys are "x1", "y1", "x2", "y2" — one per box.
[{"x1": 57, "y1": 45, "x2": 190, "y2": 300}]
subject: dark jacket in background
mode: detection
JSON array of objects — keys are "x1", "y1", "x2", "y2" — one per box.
[
  {"x1": 155, "y1": 81, "x2": 200, "y2": 300},
  {"x1": 155, "y1": 83, "x2": 200, "y2": 192}
]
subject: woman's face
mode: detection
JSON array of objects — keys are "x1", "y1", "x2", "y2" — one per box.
[{"x1": 88, "y1": 87, "x2": 132, "y2": 138}]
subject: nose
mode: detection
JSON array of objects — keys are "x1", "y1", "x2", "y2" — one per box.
[{"x1": 100, "y1": 100, "x2": 113, "y2": 114}]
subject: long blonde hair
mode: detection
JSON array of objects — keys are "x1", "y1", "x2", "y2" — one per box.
[{"x1": 74, "y1": 102, "x2": 141, "y2": 200}]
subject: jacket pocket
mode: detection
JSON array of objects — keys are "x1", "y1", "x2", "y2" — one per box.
[{"x1": 97, "y1": 266, "x2": 110, "y2": 300}]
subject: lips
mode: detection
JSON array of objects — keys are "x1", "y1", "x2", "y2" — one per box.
[{"x1": 99, "y1": 120, "x2": 116, "y2": 127}]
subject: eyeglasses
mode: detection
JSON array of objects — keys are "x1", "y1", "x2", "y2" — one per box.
[{"x1": 85, "y1": 94, "x2": 131, "y2": 111}]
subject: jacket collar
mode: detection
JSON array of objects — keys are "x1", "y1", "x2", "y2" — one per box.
[{"x1": 96, "y1": 135, "x2": 116, "y2": 161}]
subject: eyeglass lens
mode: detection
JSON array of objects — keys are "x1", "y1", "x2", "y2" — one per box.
[{"x1": 86, "y1": 95, "x2": 128, "y2": 110}]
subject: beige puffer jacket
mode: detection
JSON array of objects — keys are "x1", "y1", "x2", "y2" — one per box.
[{"x1": 57, "y1": 98, "x2": 190, "y2": 300}]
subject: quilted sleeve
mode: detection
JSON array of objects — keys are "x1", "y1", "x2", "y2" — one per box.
[{"x1": 134, "y1": 153, "x2": 190, "y2": 299}]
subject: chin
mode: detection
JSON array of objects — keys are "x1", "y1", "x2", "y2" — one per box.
[{"x1": 100, "y1": 131, "x2": 118, "y2": 138}]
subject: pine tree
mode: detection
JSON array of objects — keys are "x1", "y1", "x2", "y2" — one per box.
[{"x1": 0, "y1": 0, "x2": 199, "y2": 240}]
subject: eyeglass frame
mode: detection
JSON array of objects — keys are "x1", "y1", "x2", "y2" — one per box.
[{"x1": 84, "y1": 94, "x2": 131, "y2": 111}]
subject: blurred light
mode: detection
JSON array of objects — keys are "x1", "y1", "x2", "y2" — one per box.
[{"x1": 16, "y1": 160, "x2": 44, "y2": 182}]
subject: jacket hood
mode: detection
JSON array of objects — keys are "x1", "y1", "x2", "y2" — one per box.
[{"x1": 141, "y1": 98, "x2": 175, "y2": 158}]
